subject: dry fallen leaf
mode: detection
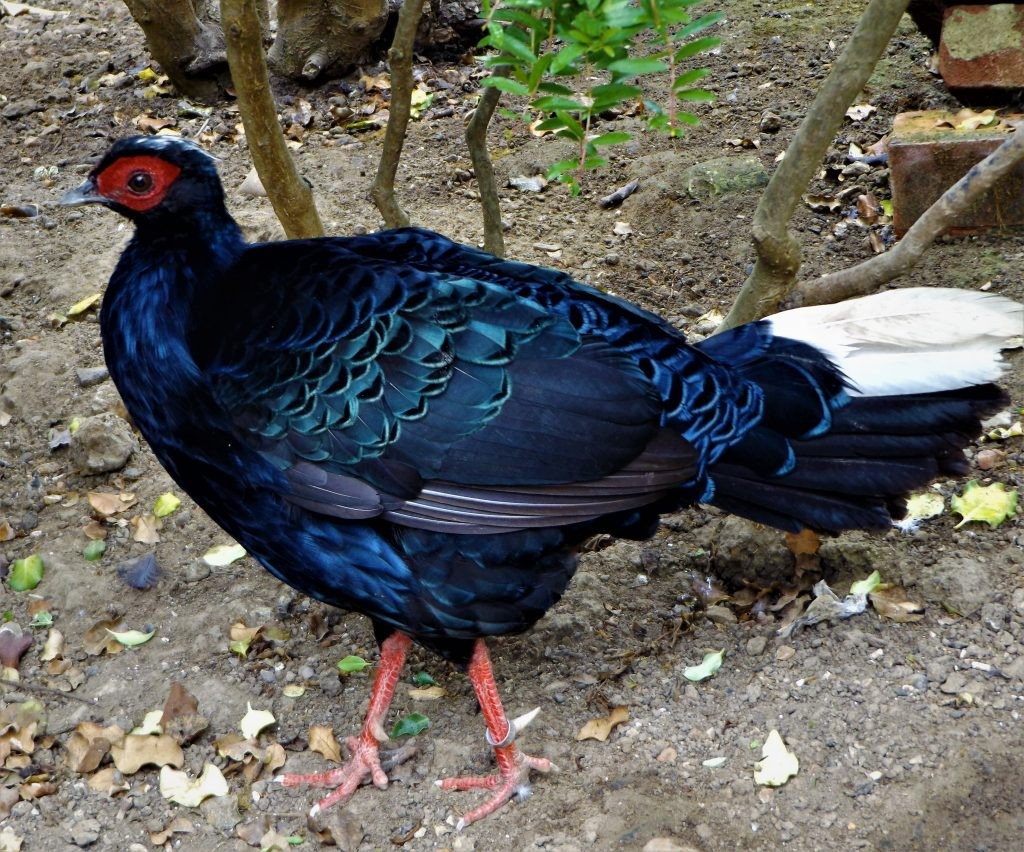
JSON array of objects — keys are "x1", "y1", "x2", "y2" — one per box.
[
  {"x1": 308, "y1": 725, "x2": 343, "y2": 764},
  {"x1": 110, "y1": 733, "x2": 184, "y2": 775},
  {"x1": 148, "y1": 814, "x2": 195, "y2": 846},
  {"x1": 753, "y1": 729, "x2": 799, "y2": 786},
  {"x1": 239, "y1": 704, "x2": 276, "y2": 740},
  {"x1": 87, "y1": 491, "x2": 133, "y2": 517},
  {"x1": 159, "y1": 763, "x2": 229, "y2": 807},
  {"x1": 131, "y1": 513, "x2": 161, "y2": 544},
  {"x1": 39, "y1": 629, "x2": 64, "y2": 662},
  {"x1": 869, "y1": 585, "x2": 925, "y2": 622},
  {"x1": 86, "y1": 766, "x2": 130, "y2": 797},
  {"x1": 65, "y1": 722, "x2": 125, "y2": 773},
  {"x1": 408, "y1": 685, "x2": 447, "y2": 700},
  {"x1": 576, "y1": 706, "x2": 629, "y2": 742}
]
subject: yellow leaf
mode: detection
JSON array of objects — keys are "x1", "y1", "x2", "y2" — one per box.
[
  {"x1": 753, "y1": 730, "x2": 799, "y2": 786},
  {"x1": 239, "y1": 703, "x2": 275, "y2": 740},
  {"x1": 576, "y1": 706, "x2": 629, "y2": 742},
  {"x1": 67, "y1": 293, "x2": 101, "y2": 318},
  {"x1": 308, "y1": 725, "x2": 342, "y2": 763},
  {"x1": 158, "y1": 763, "x2": 228, "y2": 806},
  {"x1": 951, "y1": 480, "x2": 1019, "y2": 528}
]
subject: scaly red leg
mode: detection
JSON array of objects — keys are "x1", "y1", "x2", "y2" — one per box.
[
  {"x1": 438, "y1": 639, "x2": 556, "y2": 829},
  {"x1": 276, "y1": 631, "x2": 411, "y2": 815}
]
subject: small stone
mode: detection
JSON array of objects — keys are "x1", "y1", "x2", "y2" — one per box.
[
  {"x1": 69, "y1": 817, "x2": 102, "y2": 847},
  {"x1": 976, "y1": 448, "x2": 1005, "y2": 471},
  {"x1": 705, "y1": 604, "x2": 737, "y2": 625},
  {"x1": 776, "y1": 645, "x2": 796, "y2": 662},
  {"x1": 940, "y1": 672, "x2": 968, "y2": 694},
  {"x1": 319, "y1": 673, "x2": 342, "y2": 697},
  {"x1": 746, "y1": 635, "x2": 768, "y2": 656},
  {"x1": 759, "y1": 110, "x2": 782, "y2": 133},
  {"x1": 656, "y1": 746, "x2": 677, "y2": 763},
  {"x1": 184, "y1": 560, "x2": 211, "y2": 583},
  {"x1": 68, "y1": 413, "x2": 138, "y2": 474},
  {"x1": 75, "y1": 366, "x2": 109, "y2": 387},
  {"x1": 911, "y1": 673, "x2": 929, "y2": 691},
  {"x1": 642, "y1": 839, "x2": 695, "y2": 852}
]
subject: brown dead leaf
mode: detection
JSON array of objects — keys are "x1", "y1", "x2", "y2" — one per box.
[
  {"x1": 576, "y1": 706, "x2": 629, "y2": 742},
  {"x1": 65, "y1": 722, "x2": 125, "y2": 773},
  {"x1": 868, "y1": 231, "x2": 885, "y2": 254},
  {"x1": 83, "y1": 618, "x2": 126, "y2": 656},
  {"x1": 134, "y1": 114, "x2": 177, "y2": 134},
  {"x1": 86, "y1": 765, "x2": 130, "y2": 797},
  {"x1": 408, "y1": 685, "x2": 447, "y2": 701},
  {"x1": 869, "y1": 586, "x2": 925, "y2": 623},
  {"x1": 149, "y1": 814, "x2": 194, "y2": 846},
  {"x1": 40, "y1": 629, "x2": 64, "y2": 662},
  {"x1": 131, "y1": 513, "x2": 161, "y2": 544},
  {"x1": 785, "y1": 529, "x2": 820, "y2": 556},
  {"x1": 18, "y1": 781, "x2": 56, "y2": 801},
  {"x1": 214, "y1": 732, "x2": 264, "y2": 763},
  {"x1": 87, "y1": 491, "x2": 134, "y2": 517},
  {"x1": 82, "y1": 521, "x2": 107, "y2": 540},
  {"x1": 0, "y1": 701, "x2": 43, "y2": 759},
  {"x1": 856, "y1": 192, "x2": 882, "y2": 224},
  {"x1": 0, "y1": 785, "x2": 19, "y2": 819},
  {"x1": 160, "y1": 682, "x2": 207, "y2": 744},
  {"x1": 308, "y1": 725, "x2": 343, "y2": 764},
  {"x1": 237, "y1": 816, "x2": 273, "y2": 847},
  {"x1": 264, "y1": 742, "x2": 286, "y2": 776},
  {"x1": 110, "y1": 733, "x2": 183, "y2": 775},
  {"x1": 803, "y1": 194, "x2": 840, "y2": 213}
]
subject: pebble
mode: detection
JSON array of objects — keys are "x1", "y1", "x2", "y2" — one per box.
[
  {"x1": 940, "y1": 672, "x2": 968, "y2": 695},
  {"x1": 746, "y1": 635, "x2": 768, "y2": 656},
  {"x1": 705, "y1": 604, "x2": 737, "y2": 625},
  {"x1": 319, "y1": 673, "x2": 342, "y2": 697},
  {"x1": 75, "y1": 366, "x2": 109, "y2": 387},
  {"x1": 69, "y1": 817, "x2": 101, "y2": 846},
  {"x1": 184, "y1": 560, "x2": 211, "y2": 583},
  {"x1": 68, "y1": 412, "x2": 138, "y2": 474},
  {"x1": 776, "y1": 645, "x2": 796, "y2": 662},
  {"x1": 759, "y1": 110, "x2": 782, "y2": 133}
]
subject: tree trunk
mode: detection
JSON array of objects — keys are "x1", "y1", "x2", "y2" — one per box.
[
  {"x1": 269, "y1": 0, "x2": 389, "y2": 81},
  {"x1": 122, "y1": 0, "x2": 232, "y2": 102}
]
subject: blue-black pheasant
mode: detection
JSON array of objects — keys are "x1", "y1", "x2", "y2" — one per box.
[{"x1": 63, "y1": 136, "x2": 1020, "y2": 827}]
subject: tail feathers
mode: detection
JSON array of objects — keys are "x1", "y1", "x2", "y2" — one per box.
[
  {"x1": 765, "y1": 288, "x2": 1021, "y2": 396},
  {"x1": 708, "y1": 384, "x2": 1007, "y2": 534}
]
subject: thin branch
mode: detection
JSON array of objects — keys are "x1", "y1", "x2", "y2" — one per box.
[
  {"x1": 370, "y1": 0, "x2": 427, "y2": 228},
  {"x1": 718, "y1": 0, "x2": 910, "y2": 330},
  {"x1": 222, "y1": 0, "x2": 324, "y2": 239},
  {"x1": 465, "y1": 71, "x2": 507, "y2": 257},
  {"x1": 797, "y1": 125, "x2": 1024, "y2": 306}
]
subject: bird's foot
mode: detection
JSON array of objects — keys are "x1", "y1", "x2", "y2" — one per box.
[
  {"x1": 437, "y1": 743, "x2": 556, "y2": 830},
  {"x1": 277, "y1": 730, "x2": 390, "y2": 815}
]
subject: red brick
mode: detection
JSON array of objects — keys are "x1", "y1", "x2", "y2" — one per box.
[
  {"x1": 939, "y1": 4, "x2": 1024, "y2": 90},
  {"x1": 889, "y1": 110, "x2": 1024, "y2": 235}
]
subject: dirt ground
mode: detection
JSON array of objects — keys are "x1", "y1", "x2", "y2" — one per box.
[{"x1": 2, "y1": 1, "x2": 1023, "y2": 850}]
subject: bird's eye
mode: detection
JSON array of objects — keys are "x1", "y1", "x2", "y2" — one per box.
[{"x1": 127, "y1": 171, "x2": 154, "y2": 193}]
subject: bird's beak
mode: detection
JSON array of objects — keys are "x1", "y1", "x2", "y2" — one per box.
[{"x1": 60, "y1": 177, "x2": 105, "y2": 207}]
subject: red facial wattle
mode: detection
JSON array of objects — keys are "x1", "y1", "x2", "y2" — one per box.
[{"x1": 95, "y1": 155, "x2": 181, "y2": 212}]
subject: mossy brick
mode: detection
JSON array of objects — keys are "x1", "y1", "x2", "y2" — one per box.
[
  {"x1": 889, "y1": 110, "x2": 1024, "y2": 235},
  {"x1": 939, "y1": 4, "x2": 1024, "y2": 90}
]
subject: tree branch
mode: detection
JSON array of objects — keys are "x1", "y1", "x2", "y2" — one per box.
[
  {"x1": 465, "y1": 71, "x2": 507, "y2": 257},
  {"x1": 797, "y1": 124, "x2": 1024, "y2": 306},
  {"x1": 718, "y1": 0, "x2": 910, "y2": 330},
  {"x1": 370, "y1": 0, "x2": 426, "y2": 228},
  {"x1": 222, "y1": 0, "x2": 324, "y2": 239}
]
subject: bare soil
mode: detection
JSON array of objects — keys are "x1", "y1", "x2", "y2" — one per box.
[{"x1": 1, "y1": 2, "x2": 1023, "y2": 851}]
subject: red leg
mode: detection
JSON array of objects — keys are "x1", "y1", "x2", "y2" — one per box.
[
  {"x1": 438, "y1": 639, "x2": 556, "y2": 829},
  {"x1": 276, "y1": 631, "x2": 412, "y2": 814}
]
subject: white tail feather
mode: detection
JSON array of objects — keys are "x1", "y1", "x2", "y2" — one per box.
[{"x1": 766, "y1": 288, "x2": 1022, "y2": 396}]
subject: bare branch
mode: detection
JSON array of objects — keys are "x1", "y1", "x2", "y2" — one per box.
[
  {"x1": 370, "y1": 0, "x2": 426, "y2": 229},
  {"x1": 798, "y1": 126, "x2": 1024, "y2": 306},
  {"x1": 222, "y1": 0, "x2": 324, "y2": 239},
  {"x1": 718, "y1": 0, "x2": 910, "y2": 330},
  {"x1": 465, "y1": 72, "x2": 507, "y2": 257}
]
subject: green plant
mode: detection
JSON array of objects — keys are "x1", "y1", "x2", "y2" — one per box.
[{"x1": 479, "y1": 0, "x2": 723, "y2": 192}]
